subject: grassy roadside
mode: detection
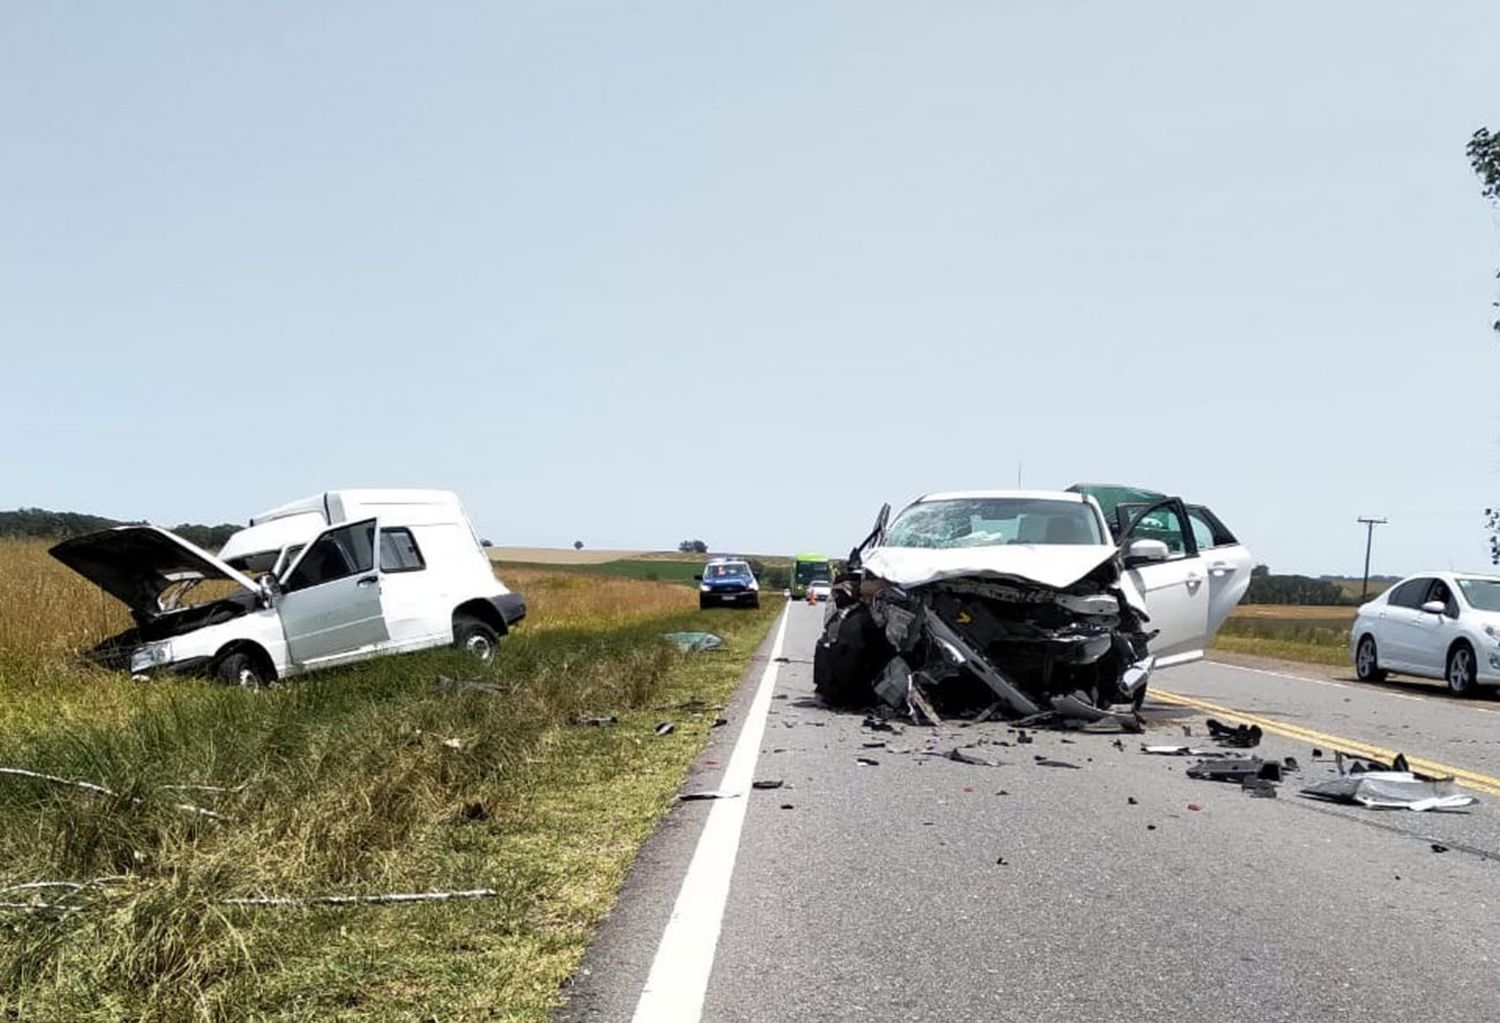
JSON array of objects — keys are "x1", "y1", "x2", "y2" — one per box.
[
  {"x1": 1210, "y1": 605, "x2": 1354, "y2": 667},
  {"x1": 0, "y1": 541, "x2": 780, "y2": 1021}
]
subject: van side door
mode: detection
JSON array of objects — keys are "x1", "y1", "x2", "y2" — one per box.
[{"x1": 277, "y1": 518, "x2": 390, "y2": 665}]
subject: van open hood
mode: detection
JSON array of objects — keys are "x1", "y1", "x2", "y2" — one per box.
[{"x1": 49, "y1": 526, "x2": 262, "y2": 619}]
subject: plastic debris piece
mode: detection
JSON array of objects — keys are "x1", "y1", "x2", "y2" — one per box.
[
  {"x1": 654, "y1": 722, "x2": 675, "y2": 736},
  {"x1": 663, "y1": 632, "x2": 725, "y2": 653},
  {"x1": 679, "y1": 790, "x2": 740, "y2": 801},
  {"x1": 1205, "y1": 719, "x2": 1262, "y2": 748},
  {"x1": 751, "y1": 779, "x2": 784, "y2": 790},
  {"x1": 1302, "y1": 771, "x2": 1478, "y2": 811},
  {"x1": 947, "y1": 748, "x2": 1000, "y2": 767},
  {"x1": 855, "y1": 756, "x2": 881, "y2": 767}
]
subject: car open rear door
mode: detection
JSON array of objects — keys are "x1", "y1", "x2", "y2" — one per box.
[
  {"x1": 1185, "y1": 504, "x2": 1254, "y2": 637},
  {"x1": 1118, "y1": 499, "x2": 1210, "y2": 665},
  {"x1": 276, "y1": 518, "x2": 389, "y2": 665}
]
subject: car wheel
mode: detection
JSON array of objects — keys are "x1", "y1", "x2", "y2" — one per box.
[
  {"x1": 699, "y1": 595, "x2": 711, "y2": 610},
  {"x1": 214, "y1": 650, "x2": 269, "y2": 687},
  {"x1": 748, "y1": 595, "x2": 760, "y2": 609},
  {"x1": 453, "y1": 615, "x2": 499, "y2": 664},
  {"x1": 1354, "y1": 635, "x2": 1387, "y2": 682},
  {"x1": 1446, "y1": 643, "x2": 1477, "y2": 697}
]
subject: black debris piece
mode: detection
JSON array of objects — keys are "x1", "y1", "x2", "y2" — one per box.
[
  {"x1": 1283, "y1": 756, "x2": 1300, "y2": 772},
  {"x1": 654, "y1": 721, "x2": 676, "y2": 736},
  {"x1": 751, "y1": 779, "x2": 785, "y2": 790},
  {"x1": 679, "y1": 790, "x2": 739, "y2": 801},
  {"x1": 1147, "y1": 823, "x2": 1157, "y2": 830},
  {"x1": 712, "y1": 717, "x2": 729, "y2": 728},
  {"x1": 1181, "y1": 725, "x2": 1192, "y2": 737},
  {"x1": 1034, "y1": 758, "x2": 1082, "y2": 770},
  {"x1": 855, "y1": 757, "x2": 880, "y2": 767},
  {"x1": 1127, "y1": 796, "x2": 1138, "y2": 805},
  {"x1": 995, "y1": 855, "x2": 1008, "y2": 866},
  {"x1": 1016, "y1": 730, "x2": 1033, "y2": 745},
  {"x1": 1312, "y1": 747, "x2": 1323, "y2": 757},
  {"x1": 1205, "y1": 719, "x2": 1262, "y2": 748},
  {"x1": 996, "y1": 789, "x2": 1010, "y2": 796},
  {"x1": 862, "y1": 714, "x2": 895, "y2": 732},
  {"x1": 947, "y1": 748, "x2": 1000, "y2": 767},
  {"x1": 1242, "y1": 777, "x2": 1278, "y2": 798},
  {"x1": 779, "y1": 803, "x2": 795, "y2": 810},
  {"x1": 1187, "y1": 758, "x2": 1283, "y2": 783},
  {"x1": 1432, "y1": 843, "x2": 1449, "y2": 854},
  {"x1": 862, "y1": 740, "x2": 887, "y2": 749},
  {"x1": 572, "y1": 714, "x2": 618, "y2": 727},
  {"x1": 1113, "y1": 739, "x2": 1126, "y2": 751}
]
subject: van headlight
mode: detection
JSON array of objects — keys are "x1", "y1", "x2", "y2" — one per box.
[{"x1": 129, "y1": 641, "x2": 174, "y2": 673}]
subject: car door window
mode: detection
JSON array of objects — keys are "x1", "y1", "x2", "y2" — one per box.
[
  {"x1": 283, "y1": 521, "x2": 376, "y2": 592},
  {"x1": 1186, "y1": 506, "x2": 1237, "y2": 550},
  {"x1": 1120, "y1": 502, "x2": 1195, "y2": 560},
  {"x1": 1425, "y1": 579, "x2": 1459, "y2": 617},
  {"x1": 379, "y1": 528, "x2": 426, "y2": 573},
  {"x1": 1387, "y1": 578, "x2": 1430, "y2": 609}
]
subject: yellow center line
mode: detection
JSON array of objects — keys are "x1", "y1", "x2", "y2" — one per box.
[{"x1": 1151, "y1": 688, "x2": 1500, "y2": 797}]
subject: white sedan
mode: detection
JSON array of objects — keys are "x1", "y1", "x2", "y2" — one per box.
[
  {"x1": 806, "y1": 579, "x2": 832, "y2": 602},
  {"x1": 1350, "y1": 572, "x2": 1500, "y2": 695}
]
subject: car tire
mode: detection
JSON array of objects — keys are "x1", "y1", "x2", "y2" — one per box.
[
  {"x1": 699, "y1": 595, "x2": 712, "y2": 610},
  {"x1": 748, "y1": 595, "x2": 760, "y2": 609},
  {"x1": 453, "y1": 615, "x2": 499, "y2": 664},
  {"x1": 1446, "y1": 642, "x2": 1477, "y2": 697},
  {"x1": 1354, "y1": 635, "x2": 1387, "y2": 682},
  {"x1": 214, "y1": 650, "x2": 269, "y2": 687}
]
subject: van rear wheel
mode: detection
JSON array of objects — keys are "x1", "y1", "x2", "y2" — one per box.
[{"x1": 454, "y1": 615, "x2": 499, "y2": 664}]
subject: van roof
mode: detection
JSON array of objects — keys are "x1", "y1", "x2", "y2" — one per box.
[{"x1": 249, "y1": 489, "x2": 462, "y2": 526}]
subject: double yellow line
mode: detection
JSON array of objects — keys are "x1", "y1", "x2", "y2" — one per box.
[{"x1": 1151, "y1": 688, "x2": 1500, "y2": 797}]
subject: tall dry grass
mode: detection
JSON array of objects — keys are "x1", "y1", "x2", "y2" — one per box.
[{"x1": 0, "y1": 537, "x2": 776, "y2": 1021}]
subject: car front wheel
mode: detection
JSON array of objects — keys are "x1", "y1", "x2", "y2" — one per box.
[
  {"x1": 215, "y1": 650, "x2": 269, "y2": 687},
  {"x1": 453, "y1": 615, "x2": 499, "y2": 664},
  {"x1": 1447, "y1": 643, "x2": 1477, "y2": 697},
  {"x1": 1354, "y1": 635, "x2": 1387, "y2": 682}
]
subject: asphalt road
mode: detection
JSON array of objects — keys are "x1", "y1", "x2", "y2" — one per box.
[{"x1": 560, "y1": 602, "x2": 1500, "y2": 1023}]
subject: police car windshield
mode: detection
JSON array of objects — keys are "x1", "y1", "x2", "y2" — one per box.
[{"x1": 707, "y1": 563, "x2": 749, "y2": 578}]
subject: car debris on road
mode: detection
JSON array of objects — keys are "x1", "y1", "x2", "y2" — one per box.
[{"x1": 1301, "y1": 753, "x2": 1479, "y2": 811}]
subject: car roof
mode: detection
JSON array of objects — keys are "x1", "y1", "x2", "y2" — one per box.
[{"x1": 913, "y1": 489, "x2": 1087, "y2": 503}]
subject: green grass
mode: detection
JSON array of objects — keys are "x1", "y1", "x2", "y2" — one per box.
[
  {"x1": 0, "y1": 594, "x2": 779, "y2": 1021},
  {"x1": 1211, "y1": 616, "x2": 1351, "y2": 666}
]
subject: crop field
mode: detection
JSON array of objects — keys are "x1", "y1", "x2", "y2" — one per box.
[
  {"x1": 1210, "y1": 604, "x2": 1355, "y2": 665},
  {"x1": 0, "y1": 540, "x2": 778, "y2": 1022}
]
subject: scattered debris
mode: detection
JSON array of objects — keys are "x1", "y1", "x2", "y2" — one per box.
[
  {"x1": 1142, "y1": 745, "x2": 1229, "y2": 757},
  {"x1": 1302, "y1": 760, "x2": 1478, "y2": 811},
  {"x1": 712, "y1": 717, "x2": 729, "y2": 728},
  {"x1": 995, "y1": 855, "x2": 1008, "y2": 866},
  {"x1": 1187, "y1": 803, "x2": 1202, "y2": 811},
  {"x1": 855, "y1": 757, "x2": 881, "y2": 767},
  {"x1": 861, "y1": 714, "x2": 897, "y2": 732},
  {"x1": 779, "y1": 803, "x2": 795, "y2": 810},
  {"x1": 0, "y1": 766, "x2": 230, "y2": 821},
  {"x1": 1431, "y1": 843, "x2": 1449, "y2": 853},
  {"x1": 224, "y1": 889, "x2": 498, "y2": 908},
  {"x1": 572, "y1": 714, "x2": 618, "y2": 727},
  {"x1": 945, "y1": 748, "x2": 1001, "y2": 767},
  {"x1": 1205, "y1": 719, "x2": 1262, "y2": 748},
  {"x1": 1016, "y1": 730, "x2": 1033, "y2": 745},
  {"x1": 1127, "y1": 796, "x2": 1138, "y2": 805},
  {"x1": 433, "y1": 675, "x2": 504, "y2": 696},
  {"x1": 1033, "y1": 757, "x2": 1081, "y2": 770},
  {"x1": 1187, "y1": 758, "x2": 1288, "y2": 784},
  {"x1": 678, "y1": 790, "x2": 740, "y2": 801},
  {"x1": 663, "y1": 632, "x2": 725, "y2": 653},
  {"x1": 861, "y1": 740, "x2": 887, "y2": 749},
  {"x1": 654, "y1": 722, "x2": 675, "y2": 736},
  {"x1": 751, "y1": 779, "x2": 785, "y2": 790},
  {"x1": 1242, "y1": 778, "x2": 1278, "y2": 798}
]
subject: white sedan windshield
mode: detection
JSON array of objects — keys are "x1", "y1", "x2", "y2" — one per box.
[
  {"x1": 884, "y1": 498, "x2": 1104, "y2": 549},
  {"x1": 1458, "y1": 578, "x2": 1500, "y2": 612}
]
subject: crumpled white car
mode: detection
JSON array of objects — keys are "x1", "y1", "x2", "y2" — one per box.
[{"x1": 813, "y1": 485, "x2": 1251, "y2": 721}]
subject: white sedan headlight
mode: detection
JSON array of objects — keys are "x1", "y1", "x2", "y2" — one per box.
[
  {"x1": 129, "y1": 640, "x2": 174, "y2": 673},
  {"x1": 1486, "y1": 625, "x2": 1499, "y2": 643}
]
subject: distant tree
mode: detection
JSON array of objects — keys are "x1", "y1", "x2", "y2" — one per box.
[
  {"x1": 1245, "y1": 572, "x2": 1344, "y2": 606},
  {"x1": 1251, "y1": 563, "x2": 1271, "y2": 578},
  {"x1": 678, "y1": 539, "x2": 708, "y2": 554},
  {"x1": 1468, "y1": 127, "x2": 1500, "y2": 337},
  {"x1": 573, "y1": 540, "x2": 584, "y2": 550}
]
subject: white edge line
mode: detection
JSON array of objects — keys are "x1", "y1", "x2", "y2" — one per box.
[{"x1": 630, "y1": 603, "x2": 792, "y2": 1023}]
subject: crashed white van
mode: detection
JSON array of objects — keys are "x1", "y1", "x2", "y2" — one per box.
[
  {"x1": 51, "y1": 489, "x2": 525, "y2": 686},
  {"x1": 814, "y1": 486, "x2": 1251, "y2": 723}
]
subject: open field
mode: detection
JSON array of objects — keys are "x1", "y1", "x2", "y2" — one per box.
[
  {"x1": 1211, "y1": 603, "x2": 1354, "y2": 666},
  {"x1": 484, "y1": 546, "x2": 650, "y2": 565},
  {"x1": 0, "y1": 539, "x2": 778, "y2": 1022}
]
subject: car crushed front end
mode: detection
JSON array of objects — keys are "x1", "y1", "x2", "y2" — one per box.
[{"x1": 813, "y1": 493, "x2": 1158, "y2": 728}]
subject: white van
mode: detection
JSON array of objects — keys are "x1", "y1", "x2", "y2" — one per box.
[{"x1": 51, "y1": 489, "x2": 525, "y2": 686}]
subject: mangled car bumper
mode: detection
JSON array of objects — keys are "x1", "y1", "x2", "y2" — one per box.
[{"x1": 815, "y1": 549, "x2": 1156, "y2": 727}]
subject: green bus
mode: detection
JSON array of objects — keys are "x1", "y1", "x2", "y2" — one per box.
[{"x1": 790, "y1": 552, "x2": 833, "y2": 599}]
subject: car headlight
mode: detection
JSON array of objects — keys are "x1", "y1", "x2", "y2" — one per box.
[
  {"x1": 129, "y1": 640, "x2": 173, "y2": 673},
  {"x1": 1486, "y1": 625, "x2": 1499, "y2": 643},
  {"x1": 699, "y1": 583, "x2": 711, "y2": 592},
  {"x1": 748, "y1": 580, "x2": 759, "y2": 591}
]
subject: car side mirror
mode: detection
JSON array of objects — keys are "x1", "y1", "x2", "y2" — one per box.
[
  {"x1": 1125, "y1": 539, "x2": 1170, "y2": 564},
  {"x1": 693, "y1": 574, "x2": 702, "y2": 581},
  {"x1": 1421, "y1": 600, "x2": 1446, "y2": 615}
]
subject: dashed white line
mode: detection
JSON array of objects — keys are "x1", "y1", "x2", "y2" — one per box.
[{"x1": 630, "y1": 604, "x2": 791, "y2": 1023}]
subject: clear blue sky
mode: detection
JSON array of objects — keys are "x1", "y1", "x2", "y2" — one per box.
[{"x1": 3, "y1": 3, "x2": 1498, "y2": 578}]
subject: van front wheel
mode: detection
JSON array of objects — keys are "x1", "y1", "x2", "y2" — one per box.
[{"x1": 454, "y1": 615, "x2": 499, "y2": 664}]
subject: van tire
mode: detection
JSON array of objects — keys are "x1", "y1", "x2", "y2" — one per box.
[
  {"x1": 454, "y1": 615, "x2": 499, "y2": 664},
  {"x1": 215, "y1": 650, "x2": 269, "y2": 687}
]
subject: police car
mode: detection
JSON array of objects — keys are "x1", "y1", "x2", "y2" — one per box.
[{"x1": 696, "y1": 557, "x2": 760, "y2": 609}]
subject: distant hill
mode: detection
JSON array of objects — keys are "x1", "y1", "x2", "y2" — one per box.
[{"x1": 0, "y1": 507, "x2": 240, "y2": 550}]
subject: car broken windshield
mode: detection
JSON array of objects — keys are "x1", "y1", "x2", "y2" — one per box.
[{"x1": 883, "y1": 498, "x2": 1104, "y2": 549}]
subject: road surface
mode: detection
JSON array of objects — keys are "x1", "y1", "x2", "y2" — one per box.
[{"x1": 560, "y1": 601, "x2": 1500, "y2": 1022}]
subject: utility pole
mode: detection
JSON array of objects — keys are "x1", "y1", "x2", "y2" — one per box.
[{"x1": 1357, "y1": 516, "x2": 1387, "y2": 601}]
